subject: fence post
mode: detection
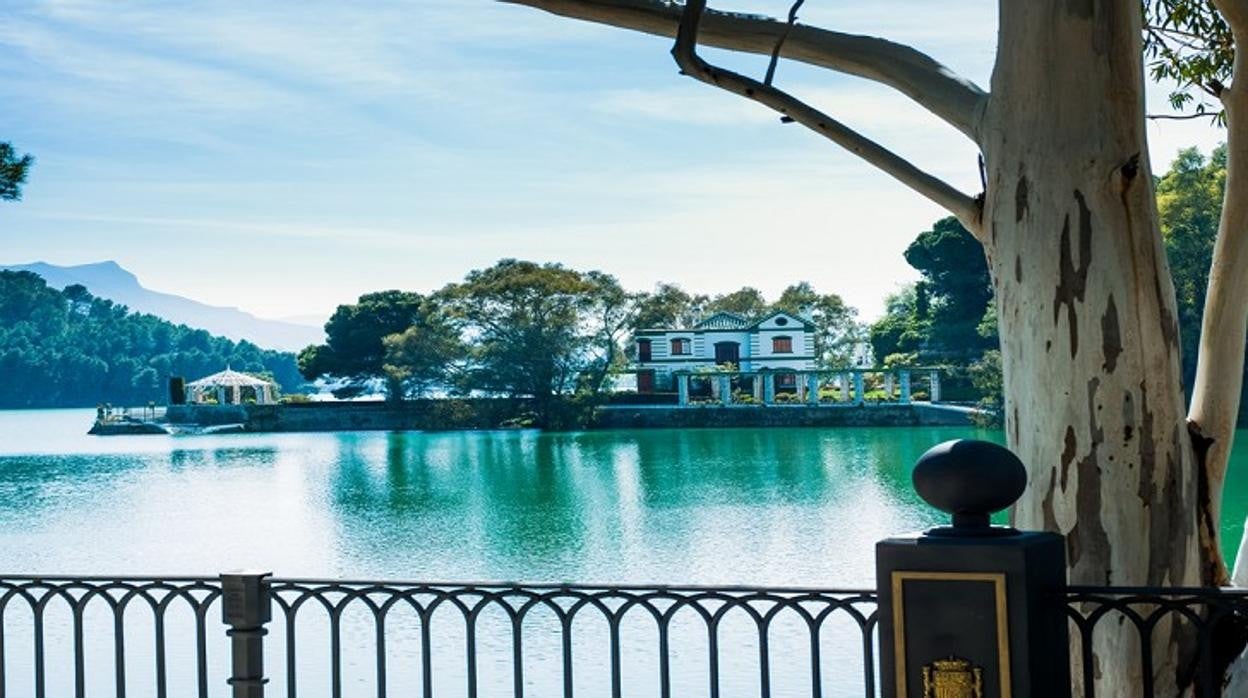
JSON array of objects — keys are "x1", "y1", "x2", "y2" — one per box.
[
  {"x1": 221, "y1": 570, "x2": 272, "y2": 698},
  {"x1": 876, "y1": 440, "x2": 1069, "y2": 697}
]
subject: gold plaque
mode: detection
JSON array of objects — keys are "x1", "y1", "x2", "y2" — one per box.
[
  {"x1": 891, "y1": 571, "x2": 1010, "y2": 697},
  {"x1": 922, "y1": 656, "x2": 984, "y2": 698}
]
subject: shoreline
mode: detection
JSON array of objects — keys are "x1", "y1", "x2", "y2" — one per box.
[{"x1": 152, "y1": 399, "x2": 982, "y2": 434}]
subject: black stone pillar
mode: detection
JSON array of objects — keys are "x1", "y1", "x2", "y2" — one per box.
[{"x1": 877, "y1": 439, "x2": 1069, "y2": 698}]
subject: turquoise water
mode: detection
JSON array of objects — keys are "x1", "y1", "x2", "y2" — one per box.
[
  {"x1": 0, "y1": 410, "x2": 1245, "y2": 582},
  {"x1": 2, "y1": 410, "x2": 1247, "y2": 696},
  {"x1": 0, "y1": 409, "x2": 996, "y2": 585}
]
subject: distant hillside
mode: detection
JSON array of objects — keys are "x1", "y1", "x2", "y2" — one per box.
[
  {"x1": 0, "y1": 270, "x2": 304, "y2": 408},
  {"x1": 1, "y1": 261, "x2": 323, "y2": 351}
]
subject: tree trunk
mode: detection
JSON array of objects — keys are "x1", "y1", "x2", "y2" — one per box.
[
  {"x1": 985, "y1": 2, "x2": 1201, "y2": 694},
  {"x1": 1198, "y1": 29, "x2": 1248, "y2": 590}
]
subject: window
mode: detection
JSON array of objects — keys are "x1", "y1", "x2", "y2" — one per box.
[
  {"x1": 775, "y1": 317, "x2": 789, "y2": 326},
  {"x1": 777, "y1": 373, "x2": 797, "y2": 388},
  {"x1": 637, "y1": 339, "x2": 652, "y2": 362},
  {"x1": 772, "y1": 336, "x2": 793, "y2": 353},
  {"x1": 671, "y1": 338, "x2": 691, "y2": 355}
]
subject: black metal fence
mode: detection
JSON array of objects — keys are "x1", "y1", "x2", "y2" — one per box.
[
  {"x1": 0, "y1": 575, "x2": 881, "y2": 698},
  {"x1": 8, "y1": 579, "x2": 1248, "y2": 696},
  {"x1": 1065, "y1": 586, "x2": 1248, "y2": 698}
]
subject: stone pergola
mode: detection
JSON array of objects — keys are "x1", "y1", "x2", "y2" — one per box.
[
  {"x1": 669, "y1": 367, "x2": 942, "y2": 407},
  {"x1": 185, "y1": 368, "x2": 275, "y2": 406}
]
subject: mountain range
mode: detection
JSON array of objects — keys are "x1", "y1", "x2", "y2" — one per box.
[{"x1": 2, "y1": 261, "x2": 324, "y2": 352}]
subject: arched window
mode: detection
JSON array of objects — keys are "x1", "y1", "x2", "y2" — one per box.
[
  {"x1": 637, "y1": 339, "x2": 652, "y2": 362},
  {"x1": 671, "y1": 338, "x2": 692, "y2": 355},
  {"x1": 772, "y1": 336, "x2": 793, "y2": 353}
]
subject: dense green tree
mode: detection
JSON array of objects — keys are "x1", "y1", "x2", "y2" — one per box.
[
  {"x1": 902, "y1": 217, "x2": 995, "y2": 360},
  {"x1": 1158, "y1": 145, "x2": 1227, "y2": 391},
  {"x1": 298, "y1": 290, "x2": 437, "y2": 399},
  {"x1": 0, "y1": 271, "x2": 301, "y2": 408},
  {"x1": 0, "y1": 142, "x2": 33, "y2": 202},
  {"x1": 441, "y1": 260, "x2": 598, "y2": 417},
  {"x1": 868, "y1": 285, "x2": 929, "y2": 362},
  {"x1": 704, "y1": 287, "x2": 768, "y2": 318},
  {"x1": 630, "y1": 283, "x2": 704, "y2": 330},
  {"x1": 381, "y1": 319, "x2": 465, "y2": 399},
  {"x1": 773, "y1": 282, "x2": 861, "y2": 367},
  {"x1": 868, "y1": 217, "x2": 995, "y2": 366},
  {"x1": 580, "y1": 270, "x2": 637, "y2": 396}
]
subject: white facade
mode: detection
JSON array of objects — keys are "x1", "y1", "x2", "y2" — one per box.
[{"x1": 632, "y1": 311, "x2": 817, "y2": 390}]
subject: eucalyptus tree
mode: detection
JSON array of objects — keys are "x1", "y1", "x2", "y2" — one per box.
[{"x1": 504, "y1": 0, "x2": 1248, "y2": 691}]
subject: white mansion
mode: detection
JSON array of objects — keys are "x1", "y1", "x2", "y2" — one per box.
[{"x1": 631, "y1": 310, "x2": 818, "y2": 392}]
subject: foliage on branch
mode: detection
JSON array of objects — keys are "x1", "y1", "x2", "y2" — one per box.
[
  {"x1": 439, "y1": 259, "x2": 631, "y2": 418},
  {"x1": 870, "y1": 217, "x2": 995, "y2": 365},
  {"x1": 0, "y1": 142, "x2": 34, "y2": 202},
  {"x1": 1146, "y1": 0, "x2": 1234, "y2": 121},
  {"x1": 298, "y1": 291, "x2": 454, "y2": 399}
]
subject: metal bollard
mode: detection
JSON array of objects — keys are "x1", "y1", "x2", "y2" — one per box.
[{"x1": 221, "y1": 571, "x2": 272, "y2": 698}]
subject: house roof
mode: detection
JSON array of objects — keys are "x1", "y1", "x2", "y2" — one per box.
[
  {"x1": 635, "y1": 309, "x2": 816, "y2": 335},
  {"x1": 187, "y1": 368, "x2": 271, "y2": 389},
  {"x1": 747, "y1": 310, "x2": 817, "y2": 331},
  {"x1": 694, "y1": 311, "x2": 749, "y2": 329}
]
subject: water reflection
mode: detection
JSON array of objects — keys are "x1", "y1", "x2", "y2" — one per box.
[
  {"x1": 0, "y1": 411, "x2": 1244, "y2": 585},
  {"x1": 318, "y1": 426, "x2": 1000, "y2": 585}
]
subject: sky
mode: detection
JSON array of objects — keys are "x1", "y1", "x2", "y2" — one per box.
[{"x1": 0, "y1": 0, "x2": 1228, "y2": 324}]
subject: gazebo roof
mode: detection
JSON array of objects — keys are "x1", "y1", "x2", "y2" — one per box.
[{"x1": 186, "y1": 368, "x2": 270, "y2": 389}]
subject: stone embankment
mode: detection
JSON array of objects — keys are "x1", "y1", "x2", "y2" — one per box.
[
  {"x1": 593, "y1": 403, "x2": 977, "y2": 429},
  {"x1": 164, "y1": 399, "x2": 979, "y2": 432}
]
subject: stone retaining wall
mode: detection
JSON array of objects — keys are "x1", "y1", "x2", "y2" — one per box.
[
  {"x1": 166, "y1": 399, "x2": 534, "y2": 432},
  {"x1": 166, "y1": 400, "x2": 979, "y2": 432},
  {"x1": 590, "y1": 403, "x2": 978, "y2": 430}
]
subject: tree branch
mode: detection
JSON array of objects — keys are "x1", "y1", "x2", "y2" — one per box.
[
  {"x1": 499, "y1": 0, "x2": 988, "y2": 141},
  {"x1": 667, "y1": 0, "x2": 981, "y2": 233},
  {"x1": 1191, "y1": 37, "x2": 1248, "y2": 586},
  {"x1": 1147, "y1": 112, "x2": 1220, "y2": 121}
]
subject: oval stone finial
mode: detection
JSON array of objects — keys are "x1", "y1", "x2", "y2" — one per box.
[{"x1": 912, "y1": 439, "x2": 1027, "y2": 534}]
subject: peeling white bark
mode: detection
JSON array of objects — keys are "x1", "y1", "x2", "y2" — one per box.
[
  {"x1": 988, "y1": 4, "x2": 1199, "y2": 693},
  {"x1": 1197, "y1": 4, "x2": 1248, "y2": 591}
]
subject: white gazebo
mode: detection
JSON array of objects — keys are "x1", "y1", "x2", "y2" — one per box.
[{"x1": 185, "y1": 368, "x2": 275, "y2": 406}]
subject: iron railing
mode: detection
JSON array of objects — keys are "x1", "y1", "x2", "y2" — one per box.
[
  {"x1": 0, "y1": 575, "x2": 880, "y2": 698},
  {"x1": 13, "y1": 574, "x2": 1248, "y2": 697},
  {"x1": 1065, "y1": 586, "x2": 1248, "y2": 698}
]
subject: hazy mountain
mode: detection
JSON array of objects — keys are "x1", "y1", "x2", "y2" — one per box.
[{"x1": 3, "y1": 261, "x2": 323, "y2": 351}]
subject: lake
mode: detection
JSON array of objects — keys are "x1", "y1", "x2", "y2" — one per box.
[
  {"x1": 2, "y1": 409, "x2": 1247, "y2": 696},
  {"x1": 0, "y1": 409, "x2": 994, "y2": 585}
]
